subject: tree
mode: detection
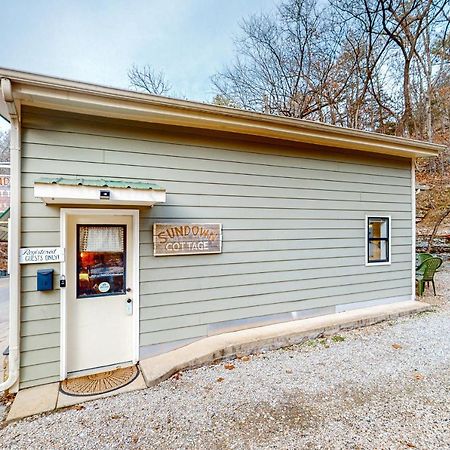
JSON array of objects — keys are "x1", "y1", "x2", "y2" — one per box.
[
  {"x1": 128, "y1": 64, "x2": 172, "y2": 96},
  {"x1": 379, "y1": 0, "x2": 448, "y2": 137},
  {"x1": 329, "y1": 0, "x2": 450, "y2": 138},
  {"x1": 212, "y1": 0, "x2": 449, "y2": 136},
  {"x1": 0, "y1": 131, "x2": 9, "y2": 163},
  {"x1": 211, "y1": 94, "x2": 238, "y2": 108},
  {"x1": 212, "y1": 0, "x2": 353, "y2": 123}
]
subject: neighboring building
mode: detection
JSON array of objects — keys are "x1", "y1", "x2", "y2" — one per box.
[
  {"x1": 0, "y1": 175, "x2": 10, "y2": 214},
  {"x1": 0, "y1": 69, "x2": 442, "y2": 390},
  {"x1": 0, "y1": 207, "x2": 9, "y2": 271}
]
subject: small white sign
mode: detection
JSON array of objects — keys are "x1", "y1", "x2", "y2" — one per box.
[
  {"x1": 98, "y1": 281, "x2": 110, "y2": 293},
  {"x1": 19, "y1": 247, "x2": 65, "y2": 264}
]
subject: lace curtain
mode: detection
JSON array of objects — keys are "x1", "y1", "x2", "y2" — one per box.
[{"x1": 79, "y1": 226, "x2": 125, "y2": 252}]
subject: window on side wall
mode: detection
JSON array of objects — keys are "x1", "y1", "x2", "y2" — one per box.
[{"x1": 366, "y1": 217, "x2": 390, "y2": 265}]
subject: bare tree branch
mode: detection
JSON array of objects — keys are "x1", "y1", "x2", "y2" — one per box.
[{"x1": 128, "y1": 64, "x2": 172, "y2": 96}]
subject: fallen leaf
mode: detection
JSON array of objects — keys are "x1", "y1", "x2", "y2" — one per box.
[
  {"x1": 171, "y1": 371, "x2": 182, "y2": 380},
  {"x1": 111, "y1": 414, "x2": 121, "y2": 420},
  {"x1": 392, "y1": 343, "x2": 402, "y2": 350},
  {"x1": 224, "y1": 363, "x2": 235, "y2": 370},
  {"x1": 216, "y1": 377, "x2": 225, "y2": 382},
  {"x1": 240, "y1": 356, "x2": 251, "y2": 362},
  {"x1": 69, "y1": 404, "x2": 84, "y2": 411},
  {"x1": 399, "y1": 440, "x2": 416, "y2": 448}
]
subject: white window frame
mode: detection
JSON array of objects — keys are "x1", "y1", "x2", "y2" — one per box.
[{"x1": 365, "y1": 215, "x2": 392, "y2": 266}]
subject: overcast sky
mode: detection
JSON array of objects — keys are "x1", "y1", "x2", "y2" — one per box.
[{"x1": 0, "y1": 0, "x2": 277, "y2": 130}]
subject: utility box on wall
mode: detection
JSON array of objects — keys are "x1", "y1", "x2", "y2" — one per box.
[{"x1": 37, "y1": 269, "x2": 54, "y2": 291}]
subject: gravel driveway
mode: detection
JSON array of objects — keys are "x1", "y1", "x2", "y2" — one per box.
[{"x1": 1, "y1": 267, "x2": 449, "y2": 450}]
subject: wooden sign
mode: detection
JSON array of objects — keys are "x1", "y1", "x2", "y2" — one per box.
[
  {"x1": 19, "y1": 247, "x2": 65, "y2": 264},
  {"x1": 153, "y1": 223, "x2": 222, "y2": 256}
]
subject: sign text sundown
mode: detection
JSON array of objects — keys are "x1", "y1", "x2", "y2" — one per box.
[{"x1": 153, "y1": 223, "x2": 222, "y2": 256}]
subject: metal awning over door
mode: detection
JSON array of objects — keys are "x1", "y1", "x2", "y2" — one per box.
[{"x1": 34, "y1": 177, "x2": 166, "y2": 207}]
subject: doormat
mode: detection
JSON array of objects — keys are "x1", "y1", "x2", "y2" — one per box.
[{"x1": 60, "y1": 365, "x2": 140, "y2": 397}]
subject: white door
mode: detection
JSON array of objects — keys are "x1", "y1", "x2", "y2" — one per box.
[{"x1": 65, "y1": 213, "x2": 135, "y2": 376}]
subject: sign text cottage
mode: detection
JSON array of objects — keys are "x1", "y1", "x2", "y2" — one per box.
[{"x1": 153, "y1": 223, "x2": 222, "y2": 256}]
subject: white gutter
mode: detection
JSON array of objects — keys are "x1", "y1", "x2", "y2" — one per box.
[{"x1": 0, "y1": 78, "x2": 20, "y2": 392}]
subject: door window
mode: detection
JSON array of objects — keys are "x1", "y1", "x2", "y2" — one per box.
[{"x1": 77, "y1": 225, "x2": 126, "y2": 298}]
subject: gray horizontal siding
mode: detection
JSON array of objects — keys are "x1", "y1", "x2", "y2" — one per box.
[
  {"x1": 140, "y1": 280, "x2": 411, "y2": 324},
  {"x1": 138, "y1": 245, "x2": 411, "y2": 270},
  {"x1": 20, "y1": 364, "x2": 59, "y2": 387},
  {"x1": 21, "y1": 125, "x2": 410, "y2": 173},
  {"x1": 19, "y1": 107, "x2": 413, "y2": 386},
  {"x1": 140, "y1": 285, "x2": 411, "y2": 347},
  {"x1": 21, "y1": 333, "x2": 60, "y2": 352},
  {"x1": 140, "y1": 264, "x2": 412, "y2": 296},
  {"x1": 139, "y1": 280, "x2": 410, "y2": 333},
  {"x1": 139, "y1": 270, "x2": 411, "y2": 308},
  {"x1": 22, "y1": 140, "x2": 411, "y2": 179},
  {"x1": 21, "y1": 156, "x2": 411, "y2": 188},
  {"x1": 140, "y1": 253, "x2": 412, "y2": 282}
]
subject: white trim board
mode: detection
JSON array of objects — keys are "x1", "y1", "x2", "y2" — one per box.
[
  {"x1": 59, "y1": 208, "x2": 140, "y2": 381},
  {"x1": 411, "y1": 158, "x2": 416, "y2": 301}
]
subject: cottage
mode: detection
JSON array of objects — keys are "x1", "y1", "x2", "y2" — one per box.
[{"x1": 0, "y1": 69, "x2": 442, "y2": 392}]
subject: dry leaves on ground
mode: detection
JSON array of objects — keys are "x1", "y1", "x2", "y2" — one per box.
[{"x1": 68, "y1": 405, "x2": 84, "y2": 411}]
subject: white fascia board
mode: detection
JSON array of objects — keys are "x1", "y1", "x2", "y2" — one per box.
[{"x1": 34, "y1": 183, "x2": 166, "y2": 206}]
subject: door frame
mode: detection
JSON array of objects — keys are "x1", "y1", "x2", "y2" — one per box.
[{"x1": 59, "y1": 208, "x2": 140, "y2": 380}]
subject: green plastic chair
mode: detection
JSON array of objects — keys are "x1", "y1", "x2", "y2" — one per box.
[
  {"x1": 416, "y1": 252, "x2": 433, "y2": 268},
  {"x1": 416, "y1": 257, "x2": 443, "y2": 296}
]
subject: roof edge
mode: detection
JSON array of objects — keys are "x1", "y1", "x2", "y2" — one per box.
[{"x1": 0, "y1": 67, "x2": 445, "y2": 158}]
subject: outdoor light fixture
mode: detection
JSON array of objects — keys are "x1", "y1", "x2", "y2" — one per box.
[{"x1": 99, "y1": 190, "x2": 111, "y2": 200}]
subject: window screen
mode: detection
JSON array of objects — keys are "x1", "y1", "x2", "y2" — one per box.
[
  {"x1": 77, "y1": 225, "x2": 126, "y2": 298},
  {"x1": 367, "y1": 217, "x2": 390, "y2": 263}
]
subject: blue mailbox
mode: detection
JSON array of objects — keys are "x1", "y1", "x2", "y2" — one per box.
[{"x1": 37, "y1": 269, "x2": 54, "y2": 291}]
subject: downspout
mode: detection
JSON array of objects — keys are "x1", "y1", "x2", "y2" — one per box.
[
  {"x1": 0, "y1": 78, "x2": 21, "y2": 392},
  {"x1": 411, "y1": 157, "x2": 416, "y2": 302}
]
